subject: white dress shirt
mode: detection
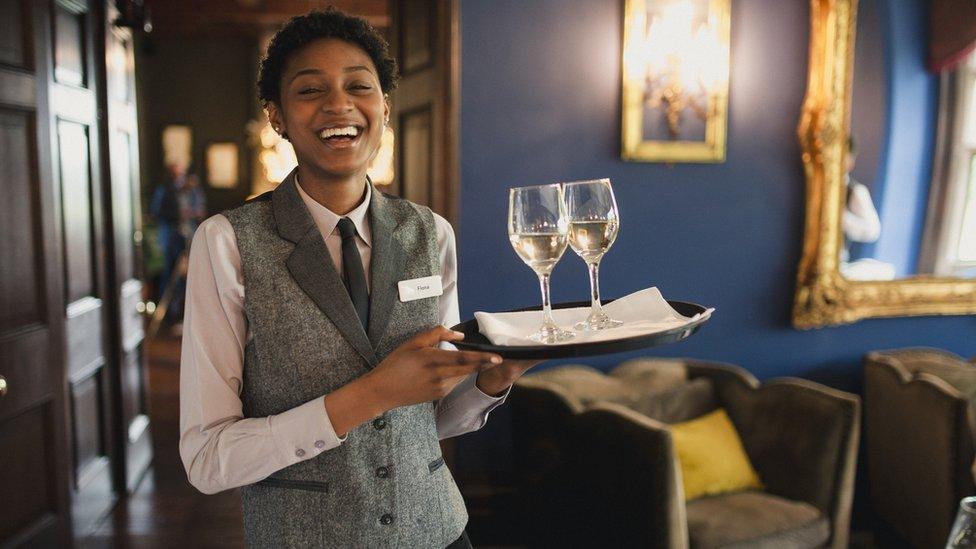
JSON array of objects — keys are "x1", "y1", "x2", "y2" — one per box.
[
  {"x1": 179, "y1": 180, "x2": 507, "y2": 495},
  {"x1": 843, "y1": 178, "x2": 881, "y2": 243}
]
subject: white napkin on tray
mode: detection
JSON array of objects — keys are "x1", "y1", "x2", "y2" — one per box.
[{"x1": 474, "y1": 287, "x2": 714, "y2": 346}]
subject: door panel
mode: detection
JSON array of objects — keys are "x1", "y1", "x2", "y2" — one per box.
[
  {"x1": 58, "y1": 119, "x2": 96, "y2": 302},
  {"x1": 0, "y1": 405, "x2": 60, "y2": 545},
  {"x1": 0, "y1": 0, "x2": 27, "y2": 68},
  {"x1": 104, "y1": 0, "x2": 151, "y2": 492},
  {"x1": 400, "y1": 106, "x2": 433, "y2": 205},
  {"x1": 0, "y1": 109, "x2": 43, "y2": 332},
  {"x1": 53, "y1": 1, "x2": 87, "y2": 87},
  {"x1": 50, "y1": 0, "x2": 117, "y2": 537},
  {"x1": 0, "y1": 0, "x2": 72, "y2": 546},
  {"x1": 390, "y1": 0, "x2": 459, "y2": 224}
]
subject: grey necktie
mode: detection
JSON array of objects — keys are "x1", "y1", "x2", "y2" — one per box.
[{"x1": 336, "y1": 218, "x2": 369, "y2": 330}]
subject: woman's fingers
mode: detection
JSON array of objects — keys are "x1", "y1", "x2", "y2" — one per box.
[
  {"x1": 443, "y1": 349, "x2": 501, "y2": 366},
  {"x1": 421, "y1": 348, "x2": 500, "y2": 375},
  {"x1": 405, "y1": 326, "x2": 466, "y2": 349}
]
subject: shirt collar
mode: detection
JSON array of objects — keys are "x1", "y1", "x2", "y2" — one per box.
[{"x1": 295, "y1": 175, "x2": 373, "y2": 247}]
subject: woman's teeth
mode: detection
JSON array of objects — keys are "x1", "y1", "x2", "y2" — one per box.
[{"x1": 319, "y1": 126, "x2": 359, "y2": 140}]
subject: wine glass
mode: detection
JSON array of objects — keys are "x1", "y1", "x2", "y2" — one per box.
[
  {"x1": 948, "y1": 496, "x2": 976, "y2": 548},
  {"x1": 564, "y1": 178, "x2": 622, "y2": 331},
  {"x1": 508, "y1": 184, "x2": 575, "y2": 344}
]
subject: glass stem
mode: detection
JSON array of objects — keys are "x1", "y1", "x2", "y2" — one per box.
[
  {"x1": 538, "y1": 272, "x2": 557, "y2": 330},
  {"x1": 587, "y1": 260, "x2": 604, "y2": 317}
]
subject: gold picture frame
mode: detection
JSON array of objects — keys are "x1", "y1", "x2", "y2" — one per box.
[
  {"x1": 792, "y1": 0, "x2": 976, "y2": 328},
  {"x1": 620, "y1": 0, "x2": 731, "y2": 163}
]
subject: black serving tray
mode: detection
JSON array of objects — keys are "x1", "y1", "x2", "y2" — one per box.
[{"x1": 450, "y1": 299, "x2": 709, "y2": 359}]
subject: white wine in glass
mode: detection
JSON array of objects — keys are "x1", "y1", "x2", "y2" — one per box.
[
  {"x1": 508, "y1": 184, "x2": 574, "y2": 344},
  {"x1": 510, "y1": 233, "x2": 568, "y2": 274},
  {"x1": 564, "y1": 178, "x2": 622, "y2": 330}
]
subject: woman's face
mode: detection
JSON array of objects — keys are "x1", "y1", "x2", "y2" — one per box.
[{"x1": 269, "y1": 38, "x2": 389, "y2": 182}]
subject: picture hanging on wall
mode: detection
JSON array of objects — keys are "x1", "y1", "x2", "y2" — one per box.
[
  {"x1": 206, "y1": 142, "x2": 239, "y2": 189},
  {"x1": 161, "y1": 125, "x2": 192, "y2": 171},
  {"x1": 621, "y1": 0, "x2": 731, "y2": 162}
]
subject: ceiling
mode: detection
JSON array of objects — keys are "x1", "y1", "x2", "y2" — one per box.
[{"x1": 144, "y1": 0, "x2": 390, "y2": 36}]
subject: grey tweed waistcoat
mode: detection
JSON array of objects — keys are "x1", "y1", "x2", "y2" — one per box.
[{"x1": 223, "y1": 172, "x2": 467, "y2": 548}]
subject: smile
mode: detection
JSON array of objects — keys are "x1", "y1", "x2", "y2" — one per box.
[{"x1": 316, "y1": 125, "x2": 364, "y2": 151}]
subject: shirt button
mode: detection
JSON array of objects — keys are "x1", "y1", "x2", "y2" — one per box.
[
  {"x1": 295, "y1": 448, "x2": 306, "y2": 458},
  {"x1": 375, "y1": 466, "x2": 389, "y2": 478},
  {"x1": 314, "y1": 440, "x2": 325, "y2": 449},
  {"x1": 373, "y1": 418, "x2": 387, "y2": 430},
  {"x1": 379, "y1": 513, "x2": 394, "y2": 525}
]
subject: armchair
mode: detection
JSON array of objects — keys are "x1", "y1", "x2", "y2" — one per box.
[
  {"x1": 564, "y1": 360, "x2": 860, "y2": 548},
  {"x1": 864, "y1": 348, "x2": 976, "y2": 548}
]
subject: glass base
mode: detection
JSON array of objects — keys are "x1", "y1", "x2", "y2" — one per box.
[
  {"x1": 575, "y1": 312, "x2": 623, "y2": 331},
  {"x1": 528, "y1": 324, "x2": 576, "y2": 344}
]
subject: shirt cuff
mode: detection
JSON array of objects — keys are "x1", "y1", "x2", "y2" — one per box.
[
  {"x1": 269, "y1": 396, "x2": 345, "y2": 466},
  {"x1": 441, "y1": 372, "x2": 510, "y2": 414}
]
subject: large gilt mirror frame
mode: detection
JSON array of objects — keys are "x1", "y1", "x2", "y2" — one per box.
[{"x1": 792, "y1": 0, "x2": 976, "y2": 328}]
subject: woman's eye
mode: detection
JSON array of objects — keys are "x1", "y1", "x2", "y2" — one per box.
[
  {"x1": 350, "y1": 84, "x2": 372, "y2": 91},
  {"x1": 298, "y1": 88, "x2": 321, "y2": 95}
]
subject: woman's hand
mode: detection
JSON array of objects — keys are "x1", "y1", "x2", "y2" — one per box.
[
  {"x1": 363, "y1": 326, "x2": 502, "y2": 409},
  {"x1": 325, "y1": 327, "x2": 503, "y2": 437},
  {"x1": 475, "y1": 359, "x2": 544, "y2": 397}
]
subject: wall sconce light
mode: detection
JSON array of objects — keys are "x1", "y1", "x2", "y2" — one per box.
[{"x1": 621, "y1": 0, "x2": 731, "y2": 163}]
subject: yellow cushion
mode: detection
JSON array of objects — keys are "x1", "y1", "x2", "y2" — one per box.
[{"x1": 670, "y1": 408, "x2": 763, "y2": 501}]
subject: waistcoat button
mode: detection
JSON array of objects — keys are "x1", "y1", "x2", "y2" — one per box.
[
  {"x1": 314, "y1": 440, "x2": 325, "y2": 449},
  {"x1": 379, "y1": 513, "x2": 394, "y2": 525},
  {"x1": 373, "y1": 417, "x2": 387, "y2": 430},
  {"x1": 376, "y1": 466, "x2": 389, "y2": 478},
  {"x1": 295, "y1": 448, "x2": 306, "y2": 458}
]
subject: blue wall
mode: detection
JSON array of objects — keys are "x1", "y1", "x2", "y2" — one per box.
[{"x1": 455, "y1": 0, "x2": 975, "y2": 478}]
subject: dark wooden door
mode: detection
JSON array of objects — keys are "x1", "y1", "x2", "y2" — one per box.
[
  {"x1": 48, "y1": 0, "x2": 119, "y2": 537},
  {"x1": 102, "y1": 0, "x2": 152, "y2": 495},
  {"x1": 0, "y1": 0, "x2": 73, "y2": 546},
  {"x1": 389, "y1": 0, "x2": 459, "y2": 224}
]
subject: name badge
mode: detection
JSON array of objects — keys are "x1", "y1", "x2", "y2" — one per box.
[{"x1": 398, "y1": 275, "x2": 443, "y2": 302}]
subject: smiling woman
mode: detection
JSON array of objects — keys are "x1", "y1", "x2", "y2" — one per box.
[
  {"x1": 266, "y1": 37, "x2": 390, "y2": 206},
  {"x1": 176, "y1": 8, "x2": 533, "y2": 549}
]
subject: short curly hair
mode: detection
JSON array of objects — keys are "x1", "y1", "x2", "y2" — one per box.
[{"x1": 257, "y1": 8, "x2": 399, "y2": 106}]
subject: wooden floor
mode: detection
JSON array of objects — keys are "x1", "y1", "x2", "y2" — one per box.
[{"x1": 80, "y1": 334, "x2": 245, "y2": 548}]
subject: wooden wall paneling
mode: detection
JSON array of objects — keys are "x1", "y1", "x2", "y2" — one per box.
[
  {"x1": 389, "y1": 0, "x2": 458, "y2": 224},
  {"x1": 53, "y1": 1, "x2": 87, "y2": 87},
  {"x1": 399, "y1": 105, "x2": 433, "y2": 206},
  {"x1": 102, "y1": 0, "x2": 152, "y2": 493},
  {"x1": 0, "y1": 109, "x2": 42, "y2": 332},
  {"x1": 0, "y1": 405, "x2": 60, "y2": 544},
  {"x1": 0, "y1": 0, "x2": 28, "y2": 68},
  {"x1": 49, "y1": 0, "x2": 119, "y2": 537},
  {"x1": 0, "y1": 0, "x2": 73, "y2": 546}
]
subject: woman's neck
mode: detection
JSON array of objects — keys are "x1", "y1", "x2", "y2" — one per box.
[{"x1": 296, "y1": 165, "x2": 368, "y2": 215}]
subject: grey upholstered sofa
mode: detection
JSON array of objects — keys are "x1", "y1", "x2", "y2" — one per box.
[
  {"x1": 510, "y1": 359, "x2": 860, "y2": 549},
  {"x1": 865, "y1": 348, "x2": 976, "y2": 548}
]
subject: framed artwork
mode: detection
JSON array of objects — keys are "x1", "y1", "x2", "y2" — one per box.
[
  {"x1": 205, "y1": 142, "x2": 238, "y2": 189},
  {"x1": 621, "y1": 0, "x2": 731, "y2": 162},
  {"x1": 161, "y1": 125, "x2": 191, "y2": 170}
]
